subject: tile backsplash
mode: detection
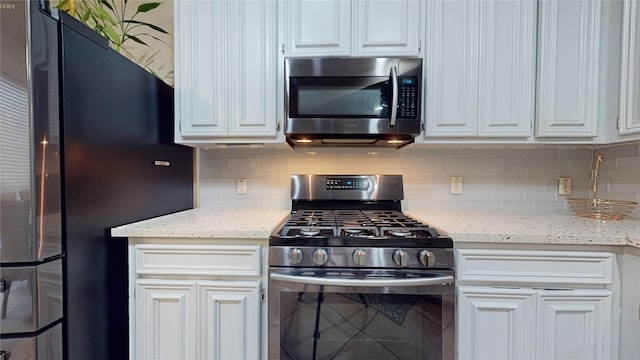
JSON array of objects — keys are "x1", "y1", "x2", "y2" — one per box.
[{"x1": 198, "y1": 142, "x2": 640, "y2": 219}]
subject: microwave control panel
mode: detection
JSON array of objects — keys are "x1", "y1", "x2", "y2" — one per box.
[{"x1": 399, "y1": 77, "x2": 419, "y2": 118}]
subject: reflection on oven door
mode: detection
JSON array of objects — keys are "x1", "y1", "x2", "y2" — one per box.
[{"x1": 279, "y1": 292, "x2": 444, "y2": 360}]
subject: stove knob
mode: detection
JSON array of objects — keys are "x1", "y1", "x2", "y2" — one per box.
[
  {"x1": 352, "y1": 249, "x2": 368, "y2": 266},
  {"x1": 418, "y1": 250, "x2": 436, "y2": 267},
  {"x1": 288, "y1": 248, "x2": 303, "y2": 265},
  {"x1": 392, "y1": 249, "x2": 410, "y2": 267},
  {"x1": 312, "y1": 249, "x2": 328, "y2": 266}
]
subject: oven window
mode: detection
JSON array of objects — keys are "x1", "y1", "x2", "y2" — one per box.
[
  {"x1": 278, "y1": 292, "x2": 443, "y2": 360},
  {"x1": 290, "y1": 77, "x2": 390, "y2": 118}
]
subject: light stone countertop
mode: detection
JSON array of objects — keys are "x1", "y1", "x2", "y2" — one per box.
[
  {"x1": 407, "y1": 210, "x2": 640, "y2": 249},
  {"x1": 111, "y1": 208, "x2": 289, "y2": 239},
  {"x1": 111, "y1": 207, "x2": 639, "y2": 249}
]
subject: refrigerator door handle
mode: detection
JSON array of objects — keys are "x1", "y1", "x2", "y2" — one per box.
[{"x1": 153, "y1": 160, "x2": 171, "y2": 167}]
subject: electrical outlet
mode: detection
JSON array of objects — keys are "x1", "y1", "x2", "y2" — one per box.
[
  {"x1": 450, "y1": 176, "x2": 463, "y2": 194},
  {"x1": 558, "y1": 177, "x2": 572, "y2": 195},
  {"x1": 237, "y1": 178, "x2": 247, "y2": 194}
]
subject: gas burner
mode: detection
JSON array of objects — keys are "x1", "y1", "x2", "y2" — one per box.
[
  {"x1": 381, "y1": 227, "x2": 440, "y2": 239},
  {"x1": 300, "y1": 228, "x2": 320, "y2": 236},
  {"x1": 388, "y1": 229, "x2": 412, "y2": 237},
  {"x1": 344, "y1": 228, "x2": 363, "y2": 234},
  {"x1": 339, "y1": 227, "x2": 378, "y2": 237},
  {"x1": 282, "y1": 226, "x2": 336, "y2": 237}
]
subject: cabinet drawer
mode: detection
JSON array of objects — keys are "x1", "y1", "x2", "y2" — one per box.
[
  {"x1": 135, "y1": 244, "x2": 261, "y2": 276},
  {"x1": 456, "y1": 249, "x2": 613, "y2": 285}
]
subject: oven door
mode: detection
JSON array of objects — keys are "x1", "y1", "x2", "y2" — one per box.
[{"x1": 268, "y1": 268, "x2": 455, "y2": 360}]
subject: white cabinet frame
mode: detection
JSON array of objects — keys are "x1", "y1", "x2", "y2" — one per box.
[{"x1": 619, "y1": 0, "x2": 640, "y2": 135}]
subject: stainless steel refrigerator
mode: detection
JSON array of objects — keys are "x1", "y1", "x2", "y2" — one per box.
[{"x1": 0, "y1": 1, "x2": 194, "y2": 358}]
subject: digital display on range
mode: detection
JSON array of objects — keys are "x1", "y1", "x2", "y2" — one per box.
[{"x1": 326, "y1": 178, "x2": 369, "y2": 190}]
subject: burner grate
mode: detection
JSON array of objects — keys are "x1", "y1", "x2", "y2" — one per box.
[{"x1": 279, "y1": 209, "x2": 440, "y2": 241}]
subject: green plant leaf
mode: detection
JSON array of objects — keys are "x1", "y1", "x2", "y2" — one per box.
[
  {"x1": 137, "y1": 2, "x2": 161, "y2": 13},
  {"x1": 93, "y1": 20, "x2": 121, "y2": 47},
  {"x1": 93, "y1": 6, "x2": 117, "y2": 26},
  {"x1": 123, "y1": 20, "x2": 168, "y2": 34},
  {"x1": 93, "y1": 23, "x2": 106, "y2": 36},
  {"x1": 125, "y1": 34, "x2": 149, "y2": 47},
  {"x1": 55, "y1": 0, "x2": 70, "y2": 10},
  {"x1": 98, "y1": 0, "x2": 114, "y2": 12},
  {"x1": 80, "y1": 10, "x2": 91, "y2": 22}
]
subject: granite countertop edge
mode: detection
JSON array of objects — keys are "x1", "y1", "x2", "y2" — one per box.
[
  {"x1": 110, "y1": 208, "x2": 290, "y2": 239},
  {"x1": 406, "y1": 210, "x2": 640, "y2": 249},
  {"x1": 110, "y1": 208, "x2": 639, "y2": 249}
]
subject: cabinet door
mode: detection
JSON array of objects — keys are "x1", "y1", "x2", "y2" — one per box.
[
  {"x1": 477, "y1": 0, "x2": 536, "y2": 137},
  {"x1": 424, "y1": 0, "x2": 479, "y2": 137},
  {"x1": 536, "y1": 0, "x2": 601, "y2": 137},
  {"x1": 284, "y1": 0, "x2": 351, "y2": 57},
  {"x1": 352, "y1": 0, "x2": 421, "y2": 56},
  {"x1": 424, "y1": 0, "x2": 535, "y2": 138},
  {"x1": 198, "y1": 281, "x2": 261, "y2": 360},
  {"x1": 227, "y1": 0, "x2": 278, "y2": 138},
  {"x1": 458, "y1": 286, "x2": 537, "y2": 360},
  {"x1": 620, "y1": 0, "x2": 640, "y2": 135},
  {"x1": 136, "y1": 280, "x2": 197, "y2": 360},
  {"x1": 175, "y1": 0, "x2": 278, "y2": 140},
  {"x1": 536, "y1": 289, "x2": 612, "y2": 360},
  {"x1": 175, "y1": 0, "x2": 226, "y2": 137}
]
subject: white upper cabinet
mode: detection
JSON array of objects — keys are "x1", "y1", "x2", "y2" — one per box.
[
  {"x1": 351, "y1": 0, "x2": 421, "y2": 56},
  {"x1": 424, "y1": 0, "x2": 536, "y2": 138},
  {"x1": 175, "y1": 0, "x2": 280, "y2": 144},
  {"x1": 619, "y1": 0, "x2": 640, "y2": 136},
  {"x1": 536, "y1": 0, "x2": 601, "y2": 138},
  {"x1": 283, "y1": 0, "x2": 421, "y2": 57},
  {"x1": 283, "y1": 0, "x2": 351, "y2": 56}
]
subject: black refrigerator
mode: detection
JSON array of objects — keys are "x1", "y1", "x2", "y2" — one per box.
[{"x1": 0, "y1": 1, "x2": 194, "y2": 359}]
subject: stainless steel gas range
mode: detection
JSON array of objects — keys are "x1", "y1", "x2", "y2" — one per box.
[{"x1": 268, "y1": 175, "x2": 455, "y2": 360}]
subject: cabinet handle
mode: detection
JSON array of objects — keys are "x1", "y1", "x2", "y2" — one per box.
[{"x1": 154, "y1": 160, "x2": 171, "y2": 167}]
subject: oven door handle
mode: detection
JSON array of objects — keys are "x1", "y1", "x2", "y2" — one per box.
[{"x1": 270, "y1": 272, "x2": 454, "y2": 287}]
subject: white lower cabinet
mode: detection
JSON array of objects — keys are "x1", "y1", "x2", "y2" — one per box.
[
  {"x1": 136, "y1": 280, "x2": 197, "y2": 360},
  {"x1": 130, "y1": 244, "x2": 263, "y2": 360},
  {"x1": 537, "y1": 290, "x2": 612, "y2": 360},
  {"x1": 456, "y1": 249, "x2": 614, "y2": 360},
  {"x1": 458, "y1": 286, "x2": 612, "y2": 360},
  {"x1": 199, "y1": 281, "x2": 261, "y2": 360},
  {"x1": 458, "y1": 287, "x2": 537, "y2": 360}
]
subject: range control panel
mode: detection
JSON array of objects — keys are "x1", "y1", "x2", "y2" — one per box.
[{"x1": 326, "y1": 177, "x2": 370, "y2": 190}]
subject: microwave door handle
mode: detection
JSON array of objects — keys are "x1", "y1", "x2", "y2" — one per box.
[{"x1": 389, "y1": 66, "x2": 399, "y2": 126}]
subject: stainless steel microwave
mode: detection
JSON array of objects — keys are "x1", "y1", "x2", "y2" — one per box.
[{"x1": 284, "y1": 57, "x2": 422, "y2": 148}]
